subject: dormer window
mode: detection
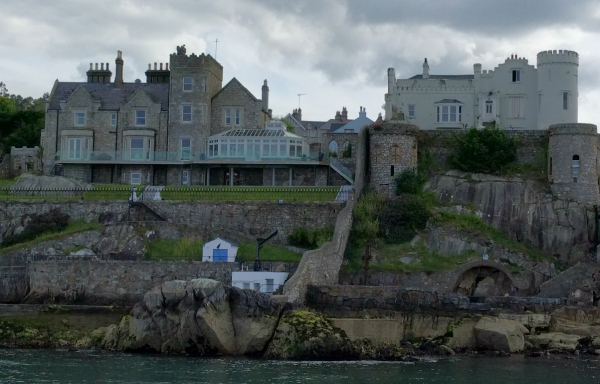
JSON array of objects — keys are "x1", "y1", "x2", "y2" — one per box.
[
  {"x1": 74, "y1": 110, "x2": 86, "y2": 126},
  {"x1": 512, "y1": 69, "x2": 521, "y2": 83}
]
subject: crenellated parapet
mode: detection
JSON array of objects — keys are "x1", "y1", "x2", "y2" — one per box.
[{"x1": 537, "y1": 50, "x2": 579, "y2": 67}]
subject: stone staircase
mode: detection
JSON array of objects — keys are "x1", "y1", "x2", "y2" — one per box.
[{"x1": 537, "y1": 262, "x2": 598, "y2": 298}]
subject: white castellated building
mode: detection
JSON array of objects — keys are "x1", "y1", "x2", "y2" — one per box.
[{"x1": 384, "y1": 50, "x2": 579, "y2": 130}]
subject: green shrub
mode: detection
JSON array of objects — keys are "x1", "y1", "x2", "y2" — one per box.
[
  {"x1": 378, "y1": 194, "x2": 430, "y2": 243},
  {"x1": 450, "y1": 126, "x2": 517, "y2": 174},
  {"x1": 287, "y1": 225, "x2": 334, "y2": 249},
  {"x1": 1, "y1": 208, "x2": 69, "y2": 247},
  {"x1": 394, "y1": 169, "x2": 423, "y2": 195}
]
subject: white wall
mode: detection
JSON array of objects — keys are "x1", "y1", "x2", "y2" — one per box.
[
  {"x1": 232, "y1": 271, "x2": 289, "y2": 294},
  {"x1": 202, "y1": 238, "x2": 238, "y2": 262}
]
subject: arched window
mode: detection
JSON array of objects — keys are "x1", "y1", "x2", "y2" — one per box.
[
  {"x1": 390, "y1": 144, "x2": 402, "y2": 164},
  {"x1": 572, "y1": 155, "x2": 580, "y2": 174},
  {"x1": 328, "y1": 140, "x2": 339, "y2": 154}
]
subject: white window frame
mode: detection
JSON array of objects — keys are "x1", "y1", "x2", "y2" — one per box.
[
  {"x1": 182, "y1": 170, "x2": 189, "y2": 185},
  {"x1": 110, "y1": 113, "x2": 117, "y2": 127},
  {"x1": 135, "y1": 110, "x2": 146, "y2": 126},
  {"x1": 182, "y1": 105, "x2": 192, "y2": 122},
  {"x1": 68, "y1": 138, "x2": 82, "y2": 160},
  {"x1": 408, "y1": 104, "x2": 415, "y2": 118},
  {"x1": 235, "y1": 109, "x2": 241, "y2": 125},
  {"x1": 512, "y1": 69, "x2": 521, "y2": 83},
  {"x1": 180, "y1": 137, "x2": 191, "y2": 160},
  {"x1": 130, "y1": 138, "x2": 145, "y2": 160},
  {"x1": 485, "y1": 100, "x2": 493, "y2": 114},
  {"x1": 74, "y1": 110, "x2": 86, "y2": 126},
  {"x1": 436, "y1": 104, "x2": 462, "y2": 123},
  {"x1": 130, "y1": 172, "x2": 142, "y2": 185},
  {"x1": 225, "y1": 109, "x2": 231, "y2": 125},
  {"x1": 183, "y1": 77, "x2": 193, "y2": 92}
]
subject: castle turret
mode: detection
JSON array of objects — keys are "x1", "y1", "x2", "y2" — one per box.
[
  {"x1": 548, "y1": 123, "x2": 599, "y2": 205},
  {"x1": 537, "y1": 50, "x2": 579, "y2": 129},
  {"x1": 387, "y1": 68, "x2": 395, "y2": 94}
]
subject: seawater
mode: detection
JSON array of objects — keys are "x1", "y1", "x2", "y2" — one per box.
[{"x1": 1, "y1": 349, "x2": 600, "y2": 383}]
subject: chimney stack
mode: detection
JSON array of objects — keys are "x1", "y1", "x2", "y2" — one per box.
[
  {"x1": 262, "y1": 79, "x2": 269, "y2": 114},
  {"x1": 342, "y1": 106, "x2": 348, "y2": 122},
  {"x1": 115, "y1": 50, "x2": 124, "y2": 86}
]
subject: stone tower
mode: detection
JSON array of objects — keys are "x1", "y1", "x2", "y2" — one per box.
[
  {"x1": 537, "y1": 50, "x2": 579, "y2": 129},
  {"x1": 369, "y1": 122, "x2": 419, "y2": 196},
  {"x1": 548, "y1": 123, "x2": 599, "y2": 206}
]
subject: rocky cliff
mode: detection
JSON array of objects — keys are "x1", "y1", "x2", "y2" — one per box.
[{"x1": 425, "y1": 171, "x2": 597, "y2": 264}]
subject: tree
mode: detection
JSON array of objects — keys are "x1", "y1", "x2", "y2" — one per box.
[
  {"x1": 0, "y1": 82, "x2": 46, "y2": 153},
  {"x1": 450, "y1": 126, "x2": 517, "y2": 174},
  {"x1": 0, "y1": 82, "x2": 7, "y2": 97}
]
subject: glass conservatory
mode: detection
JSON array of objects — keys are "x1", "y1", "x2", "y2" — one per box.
[{"x1": 207, "y1": 127, "x2": 311, "y2": 161}]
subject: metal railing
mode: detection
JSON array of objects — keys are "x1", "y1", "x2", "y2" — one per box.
[{"x1": 55, "y1": 150, "x2": 328, "y2": 163}]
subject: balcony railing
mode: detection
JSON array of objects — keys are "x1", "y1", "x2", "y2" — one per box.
[{"x1": 55, "y1": 150, "x2": 327, "y2": 163}]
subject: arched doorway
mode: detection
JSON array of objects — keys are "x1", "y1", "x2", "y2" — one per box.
[
  {"x1": 328, "y1": 140, "x2": 339, "y2": 154},
  {"x1": 453, "y1": 262, "x2": 515, "y2": 297}
]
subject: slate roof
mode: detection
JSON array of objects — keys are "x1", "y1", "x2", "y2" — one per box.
[
  {"x1": 434, "y1": 99, "x2": 464, "y2": 104},
  {"x1": 333, "y1": 115, "x2": 373, "y2": 133},
  {"x1": 48, "y1": 82, "x2": 170, "y2": 111},
  {"x1": 409, "y1": 74, "x2": 474, "y2": 80}
]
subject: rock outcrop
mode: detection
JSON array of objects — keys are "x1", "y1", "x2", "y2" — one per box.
[
  {"x1": 474, "y1": 317, "x2": 529, "y2": 353},
  {"x1": 426, "y1": 171, "x2": 596, "y2": 264},
  {"x1": 100, "y1": 279, "x2": 284, "y2": 355}
]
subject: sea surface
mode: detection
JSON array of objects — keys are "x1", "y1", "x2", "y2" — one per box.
[{"x1": 1, "y1": 349, "x2": 599, "y2": 383}]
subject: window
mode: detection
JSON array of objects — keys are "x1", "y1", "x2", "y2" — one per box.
[
  {"x1": 408, "y1": 105, "x2": 415, "y2": 118},
  {"x1": 135, "y1": 110, "x2": 146, "y2": 126},
  {"x1": 390, "y1": 165, "x2": 394, "y2": 176},
  {"x1": 220, "y1": 139, "x2": 228, "y2": 156},
  {"x1": 130, "y1": 138, "x2": 144, "y2": 160},
  {"x1": 208, "y1": 139, "x2": 219, "y2": 157},
  {"x1": 390, "y1": 144, "x2": 401, "y2": 163},
  {"x1": 549, "y1": 157, "x2": 553, "y2": 175},
  {"x1": 279, "y1": 140, "x2": 286, "y2": 157},
  {"x1": 372, "y1": 145, "x2": 381, "y2": 163},
  {"x1": 563, "y1": 92, "x2": 569, "y2": 110},
  {"x1": 243, "y1": 283, "x2": 250, "y2": 289},
  {"x1": 254, "y1": 283, "x2": 260, "y2": 291},
  {"x1": 68, "y1": 138, "x2": 81, "y2": 159},
  {"x1": 512, "y1": 69, "x2": 521, "y2": 82},
  {"x1": 110, "y1": 113, "x2": 117, "y2": 127},
  {"x1": 225, "y1": 109, "x2": 231, "y2": 125},
  {"x1": 436, "y1": 104, "x2": 462, "y2": 123},
  {"x1": 572, "y1": 155, "x2": 580, "y2": 174},
  {"x1": 182, "y1": 170, "x2": 189, "y2": 185},
  {"x1": 202, "y1": 77, "x2": 207, "y2": 93},
  {"x1": 130, "y1": 172, "x2": 142, "y2": 185},
  {"x1": 485, "y1": 100, "x2": 493, "y2": 114},
  {"x1": 183, "y1": 77, "x2": 193, "y2": 92},
  {"x1": 509, "y1": 96, "x2": 524, "y2": 118},
  {"x1": 266, "y1": 279, "x2": 274, "y2": 293},
  {"x1": 235, "y1": 109, "x2": 241, "y2": 125},
  {"x1": 182, "y1": 105, "x2": 192, "y2": 122},
  {"x1": 230, "y1": 139, "x2": 237, "y2": 157},
  {"x1": 181, "y1": 138, "x2": 191, "y2": 160},
  {"x1": 74, "y1": 110, "x2": 86, "y2": 126}
]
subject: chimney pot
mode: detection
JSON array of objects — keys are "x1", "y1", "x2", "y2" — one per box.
[
  {"x1": 106, "y1": 63, "x2": 109, "y2": 70},
  {"x1": 154, "y1": 62, "x2": 157, "y2": 70},
  {"x1": 166, "y1": 63, "x2": 169, "y2": 70},
  {"x1": 160, "y1": 63, "x2": 163, "y2": 70},
  {"x1": 89, "y1": 63, "x2": 93, "y2": 70},
  {"x1": 95, "y1": 63, "x2": 98, "y2": 70},
  {"x1": 148, "y1": 63, "x2": 151, "y2": 70},
  {"x1": 101, "y1": 63, "x2": 104, "y2": 70}
]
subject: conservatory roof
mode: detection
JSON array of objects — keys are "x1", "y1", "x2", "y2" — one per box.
[{"x1": 209, "y1": 129, "x2": 303, "y2": 139}]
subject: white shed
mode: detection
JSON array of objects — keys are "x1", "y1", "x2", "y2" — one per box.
[
  {"x1": 202, "y1": 238, "x2": 239, "y2": 262},
  {"x1": 232, "y1": 271, "x2": 289, "y2": 294}
]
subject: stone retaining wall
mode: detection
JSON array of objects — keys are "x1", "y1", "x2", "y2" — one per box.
[{"x1": 307, "y1": 285, "x2": 566, "y2": 318}]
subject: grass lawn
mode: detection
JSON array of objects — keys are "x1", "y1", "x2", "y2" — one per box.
[
  {"x1": 160, "y1": 186, "x2": 340, "y2": 202},
  {"x1": 145, "y1": 238, "x2": 303, "y2": 262},
  {"x1": 0, "y1": 220, "x2": 103, "y2": 254},
  {"x1": 343, "y1": 237, "x2": 478, "y2": 274}
]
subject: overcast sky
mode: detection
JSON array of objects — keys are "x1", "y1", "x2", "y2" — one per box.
[{"x1": 2, "y1": 0, "x2": 600, "y2": 125}]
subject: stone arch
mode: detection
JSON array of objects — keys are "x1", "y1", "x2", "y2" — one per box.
[
  {"x1": 342, "y1": 140, "x2": 352, "y2": 158},
  {"x1": 328, "y1": 140, "x2": 339, "y2": 153},
  {"x1": 453, "y1": 261, "x2": 516, "y2": 297}
]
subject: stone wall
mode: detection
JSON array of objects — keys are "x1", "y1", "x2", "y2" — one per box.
[
  {"x1": 0, "y1": 266, "x2": 28, "y2": 303},
  {"x1": 283, "y1": 126, "x2": 368, "y2": 303},
  {"x1": 0, "y1": 200, "x2": 341, "y2": 248},
  {"x1": 25, "y1": 261, "x2": 239, "y2": 306},
  {"x1": 307, "y1": 285, "x2": 566, "y2": 318}
]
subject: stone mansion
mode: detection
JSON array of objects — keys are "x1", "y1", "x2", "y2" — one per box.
[
  {"x1": 40, "y1": 46, "x2": 349, "y2": 187},
  {"x1": 385, "y1": 50, "x2": 579, "y2": 130}
]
